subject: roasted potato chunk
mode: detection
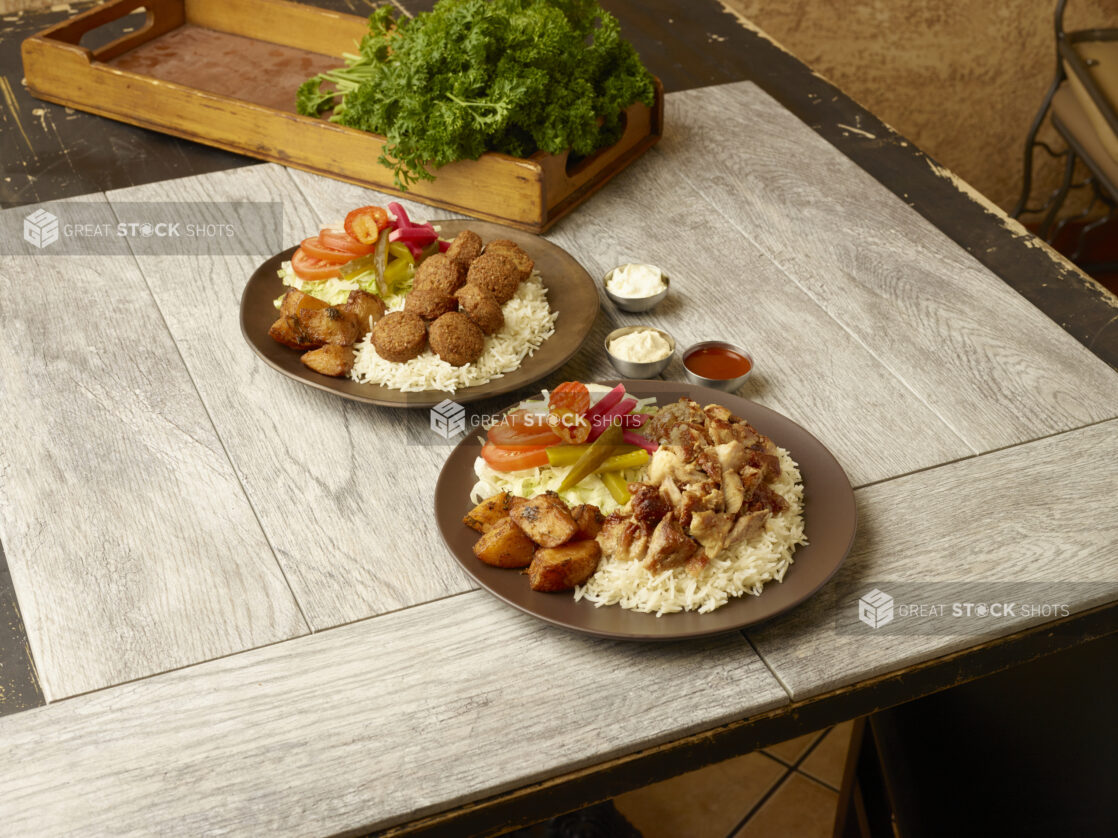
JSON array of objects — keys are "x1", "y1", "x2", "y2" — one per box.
[
  {"x1": 463, "y1": 492, "x2": 512, "y2": 533},
  {"x1": 570, "y1": 504, "x2": 605, "y2": 539},
  {"x1": 342, "y1": 289, "x2": 387, "y2": 335},
  {"x1": 473, "y1": 517, "x2": 537, "y2": 568},
  {"x1": 268, "y1": 316, "x2": 321, "y2": 350},
  {"x1": 279, "y1": 288, "x2": 328, "y2": 319},
  {"x1": 510, "y1": 492, "x2": 579, "y2": 548},
  {"x1": 300, "y1": 344, "x2": 354, "y2": 377},
  {"x1": 528, "y1": 540, "x2": 602, "y2": 592},
  {"x1": 296, "y1": 306, "x2": 360, "y2": 346}
]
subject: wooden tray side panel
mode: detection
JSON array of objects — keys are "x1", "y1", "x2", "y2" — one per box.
[
  {"x1": 21, "y1": 37, "x2": 546, "y2": 227},
  {"x1": 184, "y1": 0, "x2": 369, "y2": 59}
]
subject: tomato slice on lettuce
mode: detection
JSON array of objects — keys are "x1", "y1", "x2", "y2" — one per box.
[
  {"x1": 344, "y1": 206, "x2": 391, "y2": 245},
  {"x1": 299, "y1": 236, "x2": 361, "y2": 265},
  {"x1": 480, "y1": 441, "x2": 551, "y2": 472},
  {"x1": 291, "y1": 247, "x2": 342, "y2": 281},
  {"x1": 548, "y1": 381, "x2": 590, "y2": 417},
  {"x1": 547, "y1": 408, "x2": 591, "y2": 445},
  {"x1": 319, "y1": 228, "x2": 373, "y2": 256},
  {"x1": 487, "y1": 410, "x2": 561, "y2": 448}
]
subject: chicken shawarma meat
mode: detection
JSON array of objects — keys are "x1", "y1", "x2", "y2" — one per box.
[
  {"x1": 596, "y1": 513, "x2": 651, "y2": 563},
  {"x1": 596, "y1": 398, "x2": 790, "y2": 568},
  {"x1": 645, "y1": 513, "x2": 698, "y2": 573}
]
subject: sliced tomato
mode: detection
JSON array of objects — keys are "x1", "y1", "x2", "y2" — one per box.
[
  {"x1": 291, "y1": 247, "x2": 342, "y2": 281},
  {"x1": 548, "y1": 381, "x2": 590, "y2": 417},
  {"x1": 546, "y1": 408, "x2": 591, "y2": 445},
  {"x1": 319, "y1": 228, "x2": 373, "y2": 256},
  {"x1": 344, "y1": 206, "x2": 391, "y2": 245},
  {"x1": 487, "y1": 410, "x2": 561, "y2": 448},
  {"x1": 300, "y1": 236, "x2": 363, "y2": 265},
  {"x1": 480, "y1": 441, "x2": 551, "y2": 472}
]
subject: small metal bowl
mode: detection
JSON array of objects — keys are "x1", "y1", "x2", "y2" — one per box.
[
  {"x1": 681, "y1": 341, "x2": 754, "y2": 392},
  {"x1": 604, "y1": 326, "x2": 676, "y2": 378},
  {"x1": 602, "y1": 264, "x2": 670, "y2": 313}
]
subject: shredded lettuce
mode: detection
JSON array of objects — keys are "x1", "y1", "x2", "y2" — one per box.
[
  {"x1": 470, "y1": 456, "x2": 646, "y2": 514},
  {"x1": 275, "y1": 262, "x2": 410, "y2": 309},
  {"x1": 469, "y1": 385, "x2": 658, "y2": 511}
]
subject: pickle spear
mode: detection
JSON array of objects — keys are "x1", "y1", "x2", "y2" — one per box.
[{"x1": 558, "y1": 421, "x2": 623, "y2": 492}]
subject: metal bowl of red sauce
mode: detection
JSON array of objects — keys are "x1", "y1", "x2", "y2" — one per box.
[{"x1": 681, "y1": 341, "x2": 754, "y2": 391}]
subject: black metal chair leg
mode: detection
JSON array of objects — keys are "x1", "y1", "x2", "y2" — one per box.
[{"x1": 1039, "y1": 148, "x2": 1078, "y2": 240}]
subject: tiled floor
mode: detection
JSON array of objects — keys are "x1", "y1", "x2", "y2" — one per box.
[{"x1": 613, "y1": 722, "x2": 854, "y2": 838}]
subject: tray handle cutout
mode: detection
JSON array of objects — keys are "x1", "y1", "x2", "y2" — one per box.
[{"x1": 32, "y1": 0, "x2": 184, "y2": 64}]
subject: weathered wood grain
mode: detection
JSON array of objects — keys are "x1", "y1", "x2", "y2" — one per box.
[
  {"x1": 666, "y1": 82, "x2": 1118, "y2": 450},
  {"x1": 543, "y1": 142, "x2": 971, "y2": 487},
  {"x1": 0, "y1": 197, "x2": 306, "y2": 700},
  {"x1": 747, "y1": 419, "x2": 1118, "y2": 701},
  {"x1": 0, "y1": 590, "x2": 787, "y2": 837},
  {"x1": 105, "y1": 165, "x2": 477, "y2": 630}
]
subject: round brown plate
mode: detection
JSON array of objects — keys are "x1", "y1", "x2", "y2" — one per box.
[
  {"x1": 239, "y1": 220, "x2": 600, "y2": 408},
  {"x1": 434, "y1": 380, "x2": 857, "y2": 641}
]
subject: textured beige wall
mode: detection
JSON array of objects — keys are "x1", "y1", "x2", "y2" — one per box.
[{"x1": 722, "y1": 0, "x2": 1114, "y2": 214}]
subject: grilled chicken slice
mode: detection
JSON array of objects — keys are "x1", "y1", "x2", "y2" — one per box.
[
  {"x1": 300, "y1": 344, "x2": 354, "y2": 377},
  {"x1": 596, "y1": 514, "x2": 650, "y2": 562},
  {"x1": 659, "y1": 475, "x2": 683, "y2": 507},
  {"x1": 646, "y1": 399, "x2": 707, "y2": 442},
  {"x1": 748, "y1": 483, "x2": 789, "y2": 515},
  {"x1": 629, "y1": 483, "x2": 670, "y2": 529},
  {"x1": 715, "y1": 440, "x2": 747, "y2": 473},
  {"x1": 509, "y1": 492, "x2": 578, "y2": 548},
  {"x1": 703, "y1": 404, "x2": 734, "y2": 423},
  {"x1": 722, "y1": 469, "x2": 745, "y2": 515},
  {"x1": 647, "y1": 446, "x2": 705, "y2": 488},
  {"x1": 724, "y1": 509, "x2": 770, "y2": 547},
  {"x1": 645, "y1": 513, "x2": 698, "y2": 573},
  {"x1": 689, "y1": 510, "x2": 734, "y2": 557}
]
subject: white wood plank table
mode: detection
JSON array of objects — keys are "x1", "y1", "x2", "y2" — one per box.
[{"x1": 0, "y1": 79, "x2": 1116, "y2": 837}]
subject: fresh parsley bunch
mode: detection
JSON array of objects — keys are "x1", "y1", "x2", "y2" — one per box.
[{"x1": 296, "y1": 0, "x2": 656, "y2": 189}]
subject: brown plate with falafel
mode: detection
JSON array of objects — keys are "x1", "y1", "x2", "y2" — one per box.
[{"x1": 240, "y1": 220, "x2": 600, "y2": 408}]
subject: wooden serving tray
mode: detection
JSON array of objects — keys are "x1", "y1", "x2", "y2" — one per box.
[{"x1": 22, "y1": 0, "x2": 664, "y2": 232}]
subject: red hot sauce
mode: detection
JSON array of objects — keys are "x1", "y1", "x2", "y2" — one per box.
[{"x1": 684, "y1": 346, "x2": 752, "y2": 380}]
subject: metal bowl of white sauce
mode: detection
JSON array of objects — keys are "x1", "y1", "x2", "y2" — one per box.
[
  {"x1": 604, "y1": 325, "x2": 675, "y2": 378},
  {"x1": 602, "y1": 263, "x2": 670, "y2": 312}
]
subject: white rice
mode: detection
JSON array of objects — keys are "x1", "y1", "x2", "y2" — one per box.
[
  {"x1": 350, "y1": 272, "x2": 557, "y2": 393},
  {"x1": 574, "y1": 447, "x2": 807, "y2": 615}
]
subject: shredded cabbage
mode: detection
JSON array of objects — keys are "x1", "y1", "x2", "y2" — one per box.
[
  {"x1": 275, "y1": 261, "x2": 411, "y2": 309},
  {"x1": 468, "y1": 385, "x2": 658, "y2": 512},
  {"x1": 470, "y1": 456, "x2": 647, "y2": 514}
]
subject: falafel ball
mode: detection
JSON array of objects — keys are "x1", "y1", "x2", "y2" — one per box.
[
  {"x1": 413, "y1": 253, "x2": 466, "y2": 296},
  {"x1": 445, "y1": 230, "x2": 483, "y2": 268},
  {"x1": 371, "y1": 311, "x2": 428, "y2": 363},
  {"x1": 466, "y1": 251, "x2": 520, "y2": 304},
  {"x1": 455, "y1": 282, "x2": 504, "y2": 335},
  {"x1": 428, "y1": 311, "x2": 485, "y2": 366},
  {"x1": 404, "y1": 287, "x2": 458, "y2": 321},
  {"x1": 484, "y1": 239, "x2": 534, "y2": 283}
]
